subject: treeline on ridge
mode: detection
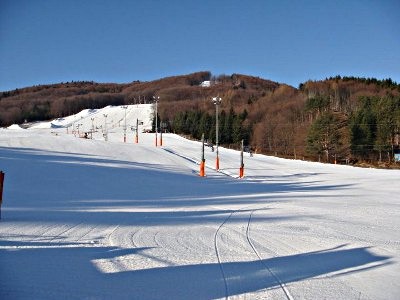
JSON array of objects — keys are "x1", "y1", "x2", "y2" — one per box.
[
  {"x1": 1, "y1": 71, "x2": 399, "y2": 167},
  {"x1": 169, "y1": 108, "x2": 251, "y2": 146}
]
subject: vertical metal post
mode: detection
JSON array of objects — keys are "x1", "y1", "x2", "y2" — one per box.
[
  {"x1": 153, "y1": 96, "x2": 159, "y2": 146},
  {"x1": 103, "y1": 114, "x2": 108, "y2": 141},
  {"x1": 240, "y1": 140, "x2": 244, "y2": 178},
  {"x1": 91, "y1": 118, "x2": 95, "y2": 139},
  {"x1": 212, "y1": 97, "x2": 222, "y2": 170},
  {"x1": 0, "y1": 171, "x2": 4, "y2": 219},
  {"x1": 200, "y1": 133, "x2": 205, "y2": 177},
  {"x1": 135, "y1": 118, "x2": 139, "y2": 143},
  {"x1": 160, "y1": 122, "x2": 163, "y2": 146},
  {"x1": 123, "y1": 106, "x2": 128, "y2": 143},
  {"x1": 155, "y1": 99, "x2": 158, "y2": 146}
]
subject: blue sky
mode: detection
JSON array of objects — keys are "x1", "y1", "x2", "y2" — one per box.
[{"x1": 1, "y1": 0, "x2": 399, "y2": 91}]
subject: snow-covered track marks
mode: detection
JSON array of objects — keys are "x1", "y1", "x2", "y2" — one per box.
[
  {"x1": 105, "y1": 225, "x2": 120, "y2": 247},
  {"x1": 214, "y1": 210, "x2": 235, "y2": 299},
  {"x1": 214, "y1": 206, "x2": 295, "y2": 299},
  {"x1": 246, "y1": 210, "x2": 294, "y2": 300},
  {"x1": 47, "y1": 222, "x2": 83, "y2": 243}
]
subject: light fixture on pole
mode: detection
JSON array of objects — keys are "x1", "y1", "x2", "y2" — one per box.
[
  {"x1": 212, "y1": 96, "x2": 222, "y2": 170},
  {"x1": 153, "y1": 96, "x2": 160, "y2": 147},
  {"x1": 122, "y1": 105, "x2": 128, "y2": 143}
]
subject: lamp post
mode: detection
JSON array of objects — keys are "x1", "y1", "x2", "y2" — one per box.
[
  {"x1": 122, "y1": 105, "x2": 128, "y2": 143},
  {"x1": 103, "y1": 114, "x2": 108, "y2": 141},
  {"x1": 212, "y1": 96, "x2": 222, "y2": 170},
  {"x1": 153, "y1": 96, "x2": 160, "y2": 147}
]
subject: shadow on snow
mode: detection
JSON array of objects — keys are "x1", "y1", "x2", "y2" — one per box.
[
  {"x1": 0, "y1": 147, "x2": 393, "y2": 298},
  {"x1": 0, "y1": 240, "x2": 391, "y2": 299},
  {"x1": 1, "y1": 146, "x2": 352, "y2": 226}
]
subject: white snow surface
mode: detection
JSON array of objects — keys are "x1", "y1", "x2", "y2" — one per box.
[
  {"x1": 0, "y1": 104, "x2": 399, "y2": 299},
  {"x1": 29, "y1": 104, "x2": 153, "y2": 131},
  {"x1": 6, "y1": 124, "x2": 24, "y2": 130}
]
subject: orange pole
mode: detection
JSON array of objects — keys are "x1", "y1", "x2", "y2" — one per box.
[
  {"x1": 200, "y1": 161, "x2": 205, "y2": 177},
  {"x1": 216, "y1": 156, "x2": 220, "y2": 171},
  {"x1": 239, "y1": 140, "x2": 244, "y2": 178},
  {"x1": 135, "y1": 134, "x2": 138, "y2": 144}
]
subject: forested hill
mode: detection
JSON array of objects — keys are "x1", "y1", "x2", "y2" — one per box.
[{"x1": 1, "y1": 72, "x2": 399, "y2": 167}]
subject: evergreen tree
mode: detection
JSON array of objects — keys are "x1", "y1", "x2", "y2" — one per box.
[
  {"x1": 222, "y1": 108, "x2": 234, "y2": 144},
  {"x1": 233, "y1": 115, "x2": 245, "y2": 144},
  {"x1": 198, "y1": 112, "x2": 211, "y2": 140},
  {"x1": 171, "y1": 108, "x2": 250, "y2": 147},
  {"x1": 219, "y1": 110, "x2": 227, "y2": 144},
  {"x1": 307, "y1": 112, "x2": 341, "y2": 162},
  {"x1": 374, "y1": 96, "x2": 400, "y2": 161},
  {"x1": 305, "y1": 95, "x2": 330, "y2": 116},
  {"x1": 350, "y1": 97, "x2": 377, "y2": 159}
]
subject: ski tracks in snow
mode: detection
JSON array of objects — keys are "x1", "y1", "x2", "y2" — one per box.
[
  {"x1": 214, "y1": 205, "x2": 294, "y2": 299},
  {"x1": 246, "y1": 210, "x2": 294, "y2": 300}
]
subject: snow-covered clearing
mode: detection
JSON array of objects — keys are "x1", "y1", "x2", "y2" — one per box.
[{"x1": 0, "y1": 104, "x2": 399, "y2": 299}]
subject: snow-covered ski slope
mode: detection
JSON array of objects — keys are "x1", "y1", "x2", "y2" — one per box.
[
  {"x1": 29, "y1": 104, "x2": 153, "y2": 132},
  {"x1": 1, "y1": 104, "x2": 399, "y2": 299}
]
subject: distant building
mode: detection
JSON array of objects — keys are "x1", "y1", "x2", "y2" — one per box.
[
  {"x1": 394, "y1": 149, "x2": 400, "y2": 162},
  {"x1": 200, "y1": 81, "x2": 211, "y2": 87}
]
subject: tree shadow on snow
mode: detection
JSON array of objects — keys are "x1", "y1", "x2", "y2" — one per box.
[
  {"x1": 0, "y1": 240, "x2": 391, "y2": 299},
  {"x1": 1, "y1": 146, "x2": 353, "y2": 226}
]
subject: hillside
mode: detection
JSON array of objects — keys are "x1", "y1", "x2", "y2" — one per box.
[{"x1": 1, "y1": 72, "x2": 399, "y2": 166}]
